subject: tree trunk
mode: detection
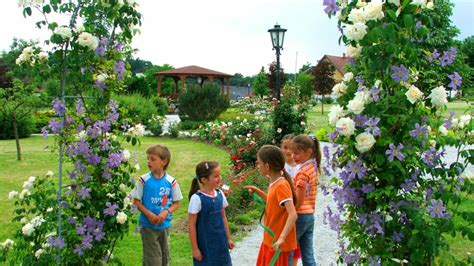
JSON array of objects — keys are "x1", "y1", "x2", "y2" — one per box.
[
  {"x1": 12, "y1": 112, "x2": 22, "y2": 161},
  {"x1": 321, "y1": 95, "x2": 324, "y2": 115}
]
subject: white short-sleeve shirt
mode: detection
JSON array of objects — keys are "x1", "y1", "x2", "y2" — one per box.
[{"x1": 188, "y1": 189, "x2": 229, "y2": 214}]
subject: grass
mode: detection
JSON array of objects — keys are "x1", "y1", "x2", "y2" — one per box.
[{"x1": 0, "y1": 136, "x2": 231, "y2": 265}]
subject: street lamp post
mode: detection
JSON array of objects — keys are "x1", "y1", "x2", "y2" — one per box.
[{"x1": 268, "y1": 24, "x2": 286, "y2": 101}]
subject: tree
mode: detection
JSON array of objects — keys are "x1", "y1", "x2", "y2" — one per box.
[
  {"x1": 268, "y1": 61, "x2": 287, "y2": 99},
  {"x1": 299, "y1": 62, "x2": 312, "y2": 73},
  {"x1": 312, "y1": 60, "x2": 335, "y2": 113},
  {"x1": 143, "y1": 64, "x2": 174, "y2": 97},
  {"x1": 296, "y1": 72, "x2": 314, "y2": 100},
  {"x1": 127, "y1": 57, "x2": 153, "y2": 74},
  {"x1": 252, "y1": 67, "x2": 269, "y2": 98},
  {"x1": 0, "y1": 79, "x2": 36, "y2": 160}
]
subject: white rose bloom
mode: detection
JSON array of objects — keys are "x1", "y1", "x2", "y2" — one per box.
[
  {"x1": 46, "y1": 207, "x2": 53, "y2": 212},
  {"x1": 38, "y1": 52, "x2": 48, "y2": 62},
  {"x1": 35, "y1": 248, "x2": 44, "y2": 259},
  {"x1": 28, "y1": 176, "x2": 36, "y2": 183},
  {"x1": 75, "y1": 22, "x2": 85, "y2": 33},
  {"x1": 125, "y1": 0, "x2": 136, "y2": 6},
  {"x1": 347, "y1": 98, "x2": 365, "y2": 114},
  {"x1": 462, "y1": 170, "x2": 473, "y2": 180},
  {"x1": 22, "y1": 223, "x2": 35, "y2": 236},
  {"x1": 343, "y1": 72, "x2": 354, "y2": 82},
  {"x1": 355, "y1": 90, "x2": 371, "y2": 103},
  {"x1": 438, "y1": 125, "x2": 448, "y2": 136},
  {"x1": 355, "y1": 132, "x2": 376, "y2": 153},
  {"x1": 373, "y1": 80, "x2": 382, "y2": 89},
  {"x1": 336, "y1": 117, "x2": 356, "y2": 136},
  {"x1": 8, "y1": 191, "x2": 18, "y2": 199},
  {"x1": 346, "y1": 44, "x2": 362, "y2": 58},
  {"x1": 123, "y1": 197, "x2": 131, "y2": 206},
  {"x1": 344, "y1": 22, "x2": 368, "y2": 41},
  {"x1": 75, "y1": 202, "x2": 83, "y2": 209},
  {"x1": 20, "y1": 217, "x2": 28, "y2": 224},
  {"x1": 55, "y1": 26, "x2": 72, "y2": 40},
  {"x1": 328, "y1": 105, "x2": 345, "y2": 126},
  {"x1": 364, "y1": 0, "x2": 384, "y2": 21},
  {"x1": 77, "y1": 32, "x2": 98, "y2": 50},
  {"x1": 451, "y1": 118, "x2": 460, "y2": 129},
  {"x1": 122, "y1": 149, "x2": 131, "y2": 162},
  {"x1": 459, "y1": 114, "x2": 472, "y2": 129},
  {"x1": 411, "y1": 0, "x2": 427, "y2": 8},
  {"x1": 116, "y1": 211, "x2": 128, "y2": 224},
  {"x1": 426, "y1": 1, "x2": 434, "y2": 9},
  {"x1": 2, "y1": 239, "x2": 14, "y2": 249},
  {"x1": 405, "y1": 85, "x2": 423, "y2": 104},
  {"x1": 332, "y1": 82, "x2": 347, "y2": 98},
  {"x1": 46, "y1": 170, "x2": 54, "y2": 177},
  {"x1": 119, "y1": 183, "x2": 127, "y2": 191},
  {"x1": 30, "y1": 216, "x2": 45, "y2": 227},
  {"x1": 348, "y1": 8, "x2": 366, "y2": 23},
  {"x1": 134, "y1": 163, "x2": 140, "y2": 171},
  {"x1": 107, "y1": 193, "x2": 115, "y2": 198},
  {"x1": 428, "y1": 86, "x2": 448, "y2": 108},
  {"x1": 277, "y1": 128, "x2": 282, "y2": 133},
  {"x1": 429, "y1": 140, "x2": 437, "y2": 147},
  {"x1": 19, "y1": 189, "x2": 30, "y2": 199},
  {"x1": 356, "y1": 0, "x2": 367, "y2": 8}
]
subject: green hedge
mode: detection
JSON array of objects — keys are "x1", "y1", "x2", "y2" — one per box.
[
  {"x1": 178, "y1": 83, "x2": 229, "y2": 121},
  {"x1": 0, "y1": 109, "x2": 34, "y2": 140},
  {"x1": 113, "y1": 93, "x2": 167, "y2": 126}
]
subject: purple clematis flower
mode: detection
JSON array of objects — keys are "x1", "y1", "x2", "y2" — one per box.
[
  {"x1": 385, "y1": 143, "x2": 405, "y2": 162},
  {"x1": 448, "y1": 72, "x2": 462, "y2": 90},
  {"x1": 323, "y1": 0, "x2": 340, "y2": 15},
  {"x1": 391, "y1": 64, "x2": 409, "y2": 83}
]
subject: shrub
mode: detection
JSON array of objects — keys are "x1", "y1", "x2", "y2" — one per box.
[
  {"x1": 168, "y1": 121, "x2": 179, "y2": 138},
  {"x1": 178, "y1": 83, "x2": 229, "y2": 121},
  {"x1": 113, "y1": 93, "x2": 163, "y2": 126},
  {"x1": 178, "y1": 120, "x2": 205, "y2": 130},
  {"x1": 147, "y1": 114, "x2": 166, "y2": 136},
  {"x1": 32, "y1": 110, "x2": 55, "y2": 133},
  {"x1": 126, "y1": 75, "x2": 151, "y2": 97},
  {"x1": 315, "y1": 127, "x2": 330, "y2": 142},
  {"x1": 152, "y1": 96, "x2": 168, "y2": 116},
  {"x1": 0, "y1": 107, "x2": 34, "y2": 140}
]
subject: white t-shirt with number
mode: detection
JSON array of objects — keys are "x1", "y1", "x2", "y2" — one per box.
[{"x1": 188, "y1": 189, "x2": 229, "y2": 214}]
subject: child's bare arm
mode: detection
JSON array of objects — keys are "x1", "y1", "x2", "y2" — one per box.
[
  {"x1": 294, "y1": 186, "x2": 305, "y2": 210},
  {"x1": 222, "y1": 209, "x2": 234, "y2": 249},
  {"x1": 133, "y1": 198, "x2": 158, "y2": 223},
  {"x1": 272, "y1": 200, "x2": 297, "y2": 251},
  {"x1": 156, "y1": 200, "x2": 180, "y2": 225},
  {"x1": 188, "y1": 213, "x2": 202, "y2": 261},
  {"x1": 243, "y1": 185, "x2": 267, "y2": 202}
]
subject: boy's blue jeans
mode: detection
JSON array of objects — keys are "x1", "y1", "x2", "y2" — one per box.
[{"x1": 296, "y1": 214, "x2": 316, "y2": 266}]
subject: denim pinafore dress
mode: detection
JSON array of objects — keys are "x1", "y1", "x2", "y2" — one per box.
[{"x1": 194, "y1": 190, "x2": 232, "y2": 266}]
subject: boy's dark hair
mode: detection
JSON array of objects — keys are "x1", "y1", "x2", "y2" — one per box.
[
  {"x1": 146, "y1": 144, "x2": 171, "y2": 170},
  {"x1": 257, "y1": 145, "x2": 297, "y2": 205},
  {"x1": 188, "y1": 161, "x2": 219, "y2": 200},
  {"x1": 292, "y1": 134, "x2": 321, "y2": 172}
]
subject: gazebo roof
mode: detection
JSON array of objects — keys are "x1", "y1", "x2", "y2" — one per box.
[{"x1": 154, "y1": 65, "x2": 232, "y2": 77}]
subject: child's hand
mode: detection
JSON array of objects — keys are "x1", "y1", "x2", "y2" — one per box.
[
  {"x1": 192, "y1": 248, "x2": 202, "y2": 261},
  {"x1": 154, "y1": 210, "x2": 168, "y2": 225},
  {"x1": 243, "y1": 185, "x2": 257, "y2": 193},
  {"x1": 149, "y1": 214, "x2": 160, "y2": 225},
  {"x1": 228, "y1": 239, "x2": 235, "y2": 250},
  {"x1": 272, "y1": 238, "x2": 284, "y2": 251}
]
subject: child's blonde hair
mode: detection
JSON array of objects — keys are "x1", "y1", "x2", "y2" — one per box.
[{"x1": 146, "y1": 144, "x2": 171, "y2": 170}]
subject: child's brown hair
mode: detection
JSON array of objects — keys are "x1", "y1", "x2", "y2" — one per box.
[
  {"x1": 188, "y1": 161, "x2": 220, "y2": 200},
  {"x1": 292, "y1": 134, "x2": 321, "y2": 172},
  {"x1": 257, "y1": 145, "x2": 297, "y2": 205},
  {"x1": 146, "y1": 144, "x2": 171, "y2": 170}
]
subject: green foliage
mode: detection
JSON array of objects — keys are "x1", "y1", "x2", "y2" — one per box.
[
  {"x1": 147, "y1": 114, "x2": 166, "y2": 136},
  {"x1": 252, "y1": 67, "x2": 269, "y2": 98},
  {"x1": 113, "y1": 93, "x2": 162, "y2": 126},
  {"x1": 152, "y1": 96, "x2": 168, "y2": 116},
  {"x1": 32, "y1": 109, "x2": 55, "y2": 133},
  {"x1": 168, "y1": 121, "x2": 179, "y2": 138},
  {"x1": 296, "y1": 72, "x2": 314, "y2": 99},
  {"x1": 230, "y1": 72, "x2": 254, "y2": 87},
  {"x1": 178, "y1": 83, "x2": 229, "y2": 121},
  {"x1": 126, "y1": 74, "x2": 150, "y2": 96},
  {"x1": 178, "y1": 120, "x2": 206, "y2": 130},
  {"x1": 272, "y1": 84, "x2": 309, "y2": 144},
  {"x1": 143, "y1": 65, "x2": 174, "y2": 96},
  {"x1": 0, "y1": 107, "x2": 34, "y2": 140}
]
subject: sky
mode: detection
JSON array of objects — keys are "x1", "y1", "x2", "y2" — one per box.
[{"x1": 0, "y1": 0, "x2": 473, "y2": 76}]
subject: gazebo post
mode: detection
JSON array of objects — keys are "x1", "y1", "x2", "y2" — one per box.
[
  {"x1": 226, "y1": 78, "x2": 230, "y2": 96},
  {"x1": 156, "y1": 75, "x2": 163, "y2": 96},
  {"x1": 179, "y1": 75, "x2": 186, "y2": 93}
]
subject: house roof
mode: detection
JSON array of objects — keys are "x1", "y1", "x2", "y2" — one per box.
[
  {"x1": 154, "y1": 65, "x2": 232, "y2": 77},
  {"x1": 321, "y1": 55, "x2": 349, "y2": 74}
]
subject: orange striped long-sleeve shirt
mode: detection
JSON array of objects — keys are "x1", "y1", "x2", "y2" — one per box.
[{"x1": 293, "y1": 162, "x2": 318, "y2": 214}]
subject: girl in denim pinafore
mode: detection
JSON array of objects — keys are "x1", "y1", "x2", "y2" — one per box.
[{"x1": 188, "y1": 161, "x2": 233, "y2": 266}]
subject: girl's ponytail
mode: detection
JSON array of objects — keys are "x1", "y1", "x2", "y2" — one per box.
[
  {"x1": 309, "y1": 135, "x2": 322, "y2": 174},
  {"x1": 188, "y1": 178, "x2": 200, "y2": 200}
]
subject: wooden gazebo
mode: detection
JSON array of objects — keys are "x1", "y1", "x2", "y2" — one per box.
[{"x1": 154, "y1": 65, "x2": 232, "y2": 96}]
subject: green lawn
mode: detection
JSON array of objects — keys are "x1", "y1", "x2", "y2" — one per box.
[{"x1": 0, "y1": 136, "x2": 230, "y2": 265}]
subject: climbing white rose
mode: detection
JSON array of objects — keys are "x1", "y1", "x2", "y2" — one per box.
[
  {"x1": 46, "y1": 170, "x2": 54, "y2": 177},
  {"x1": 77, "y1": 32, "x2": 98, "y2": 50},
  {"x1": 35, "y1": 248, "x2": 44, "y2": 259},
  {"x1": 332, "y1": 82, "x2": 347, "y2": 98},
  {"x1": 122, "y1": 149, "x2": 131, "y2": 162},
  {"x1": 364, "y1": 0, "x2": 384, "y2": 21},
  {"x1": 8, "y1": 191, "x2": 18, "y2": 199},
  {"x1": 328, "y1": 105, "x2": 345, "y2": 126},
  {"x1": 343, "y1": 72, "x2": 354, "y2": 82},
  {"x1": 347, "y1": 98, "x2": 365, "y2": 114},
  {"x1": 428, "y1": 86, "x2": 448, "y2": 108},
  {"x1": 344, "y1": 22, "x2": 368, "y2": 41},
  {"x1": 22, "y1": 223, "x2": 35, "y2": 236},
  {"x1": 348, "y1": 8, "x2": 366, "y2": 23},
  {"x1": 438, "y1": 125, "x2": 448, "y2": 136},
  {"x1": 346, "y1": 44, "x2": 362, "y2": 58},
  {"x1": 2, "y1": 239, "x2": 14, "y2": 249},
  {"x1": 336, "y1": 117, "x2": 356, "y2": 136},
  {"x1": 55, "y1": 26, "x2": 72, "y2": 40},
  {"x1": 116, "y1": 211, "x2": 128, "y2": 224},
  {"x1": 405, "y1": 85, "x2": 423, "y2": 104},
  {"x1": 355, "y1": 132, "x2": 376, "y2": 153}
]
